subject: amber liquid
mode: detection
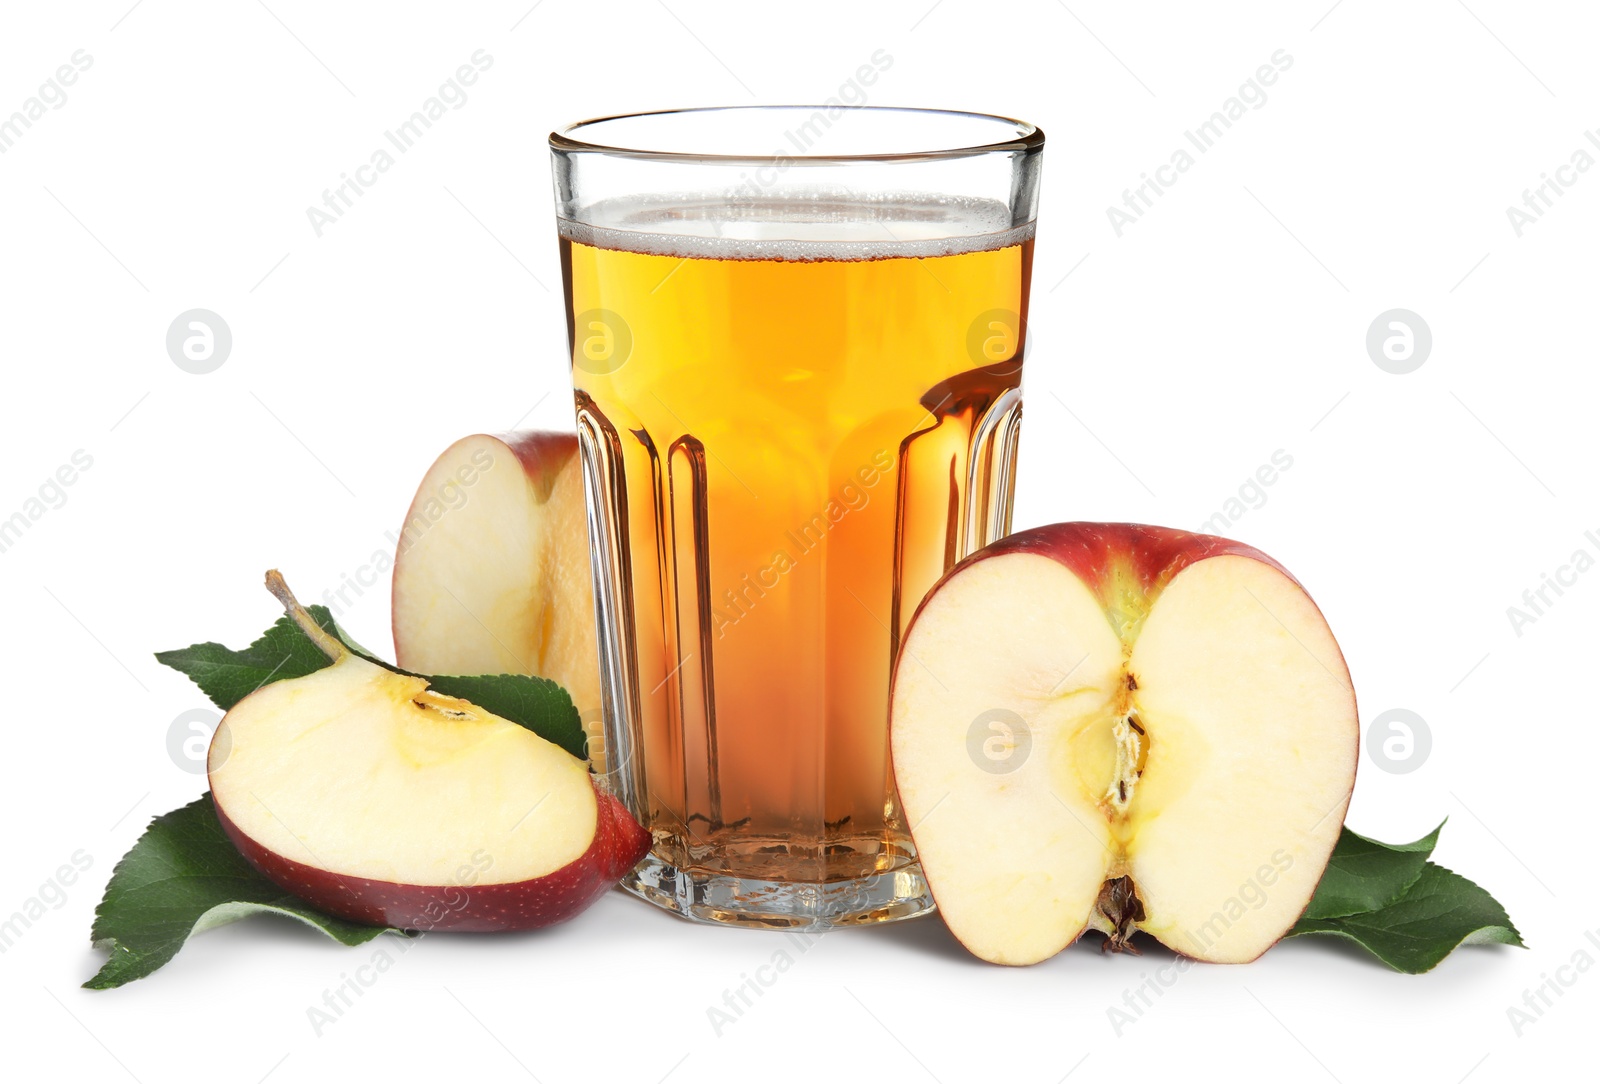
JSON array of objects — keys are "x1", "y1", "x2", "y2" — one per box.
[{"x1": 563, "y1": 222, "x2": 1032, "y2": 890}]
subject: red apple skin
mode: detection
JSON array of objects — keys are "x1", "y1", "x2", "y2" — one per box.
[
  {"x1": 214, "y1": 789, "x2": 649, "y2": 932},
  {"x1": 969, "y1": 522, "x2": 1296, "y2": 607},
  {"x1": 504, "y1": 430, "x2": 580, "y2": 501}
]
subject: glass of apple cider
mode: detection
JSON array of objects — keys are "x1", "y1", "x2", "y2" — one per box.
[{"x1": 548, "y1": 106, "x2": 1043, "y2": 928}]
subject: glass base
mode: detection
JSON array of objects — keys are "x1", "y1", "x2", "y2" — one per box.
[{"x1": 620, "y1": 852, "x2": 936, "y2": 931}]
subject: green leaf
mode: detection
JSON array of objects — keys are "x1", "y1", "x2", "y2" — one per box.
[
  {"x1": 86, "y1": 795, "x2": 401, "y2": 990},
  {"x1": 156, "y1": 603, "x2": 587, "y2": 759},
  {"x1": 1299, "y1": 822, "x2": 1443, "y2": 921},
  {"x1": 1289, "y1": 862, "x2": 1525, "y2": 973},
  {"x1": 154, "y1": 612, "x2": 331, "y2": 711},
  {"x1": 420, "y1": 673, "x2": 585, "y2": 758}
]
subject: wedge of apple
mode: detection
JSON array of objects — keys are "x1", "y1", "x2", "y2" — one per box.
[
  {"x1": 891, "y1": 523, "x2": 1358, "y2": 965},
  {"x1": 209, "y1": 572, "x2": 647, "y2": 932},
  {"x1": 391, "y1": 432, "x2": 600, "y2": 734}
]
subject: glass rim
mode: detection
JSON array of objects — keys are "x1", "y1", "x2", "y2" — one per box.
[{"x1": 549, "y1": 105, "x2": 1044, "y2": 164}]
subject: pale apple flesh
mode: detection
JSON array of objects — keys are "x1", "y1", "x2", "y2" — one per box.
[
  {"x1": 890, "y1": 523, "x2": 1358, "y2": 965},
  {"x1": 210, "y1": 573, "x2": 647, "y2": 932},
  {"x1": 215, "y1": 786, "x2": 646, "y2": 932},
  {"x1": 391, "y1": 432, "x2": 600, "y2": 729}
]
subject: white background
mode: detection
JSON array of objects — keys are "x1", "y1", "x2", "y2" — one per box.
[{"x1": 1, "y1": 1, "x2": 1594, "y2": 1080}]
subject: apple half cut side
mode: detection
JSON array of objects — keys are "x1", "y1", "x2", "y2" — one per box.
[
  {"x1": 209, "y1": 572, "x2": 647, "y2": 932},
  {"x1": 890, "y1": 523, "x2": 1359, "y2": 965},
  {"x1": 391, "y1": 432, "x2": 600, "y2": 727}
]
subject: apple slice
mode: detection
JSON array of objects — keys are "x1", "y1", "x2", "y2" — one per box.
[
  {"x1": 209, "y1": 571, "x2": 646, "y2": 931},
  {"x1": 891, "y1": 523, "x2": 1358, "y2": 965},
  {"x1": 391, "y1": 432, "x2": 600, "y2": 730}
]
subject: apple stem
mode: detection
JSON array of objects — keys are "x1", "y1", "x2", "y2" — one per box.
[{"x1": 264, "y1": 569, "x2": 348, "y2": 663}]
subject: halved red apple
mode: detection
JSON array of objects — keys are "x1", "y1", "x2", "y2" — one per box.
[
  {"x1": 891, "y1": 523, "x2": 1359, "y2": 964},
  {"x1": 391, "y1": 432, "x2": 600, "y2": 726},
  {"x1": 209, "y1": 572, "x2": 646, "y2": 931}
]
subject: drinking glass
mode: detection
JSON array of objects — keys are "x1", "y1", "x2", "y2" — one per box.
[{"x1": 549, "y1": 106, "x2": 1043, "y2": 928}]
